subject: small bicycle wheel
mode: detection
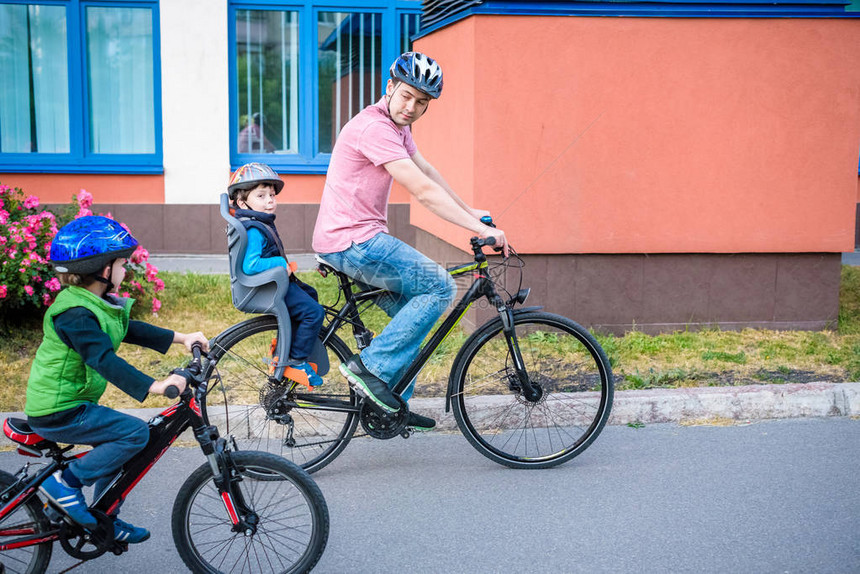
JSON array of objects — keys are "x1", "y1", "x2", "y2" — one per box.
[
  {"x1": 0, "y1": 471, "x2": 53, "y2": 574},
  {"x1": 451, "y1": 311, "x2": 614, "y2": 469},
  {"x1": 172, "y1": 451, "x2": 329, "y2": 574},
  {"x1": 202, "y1": 316, "x2": 359, "y2": 474}
]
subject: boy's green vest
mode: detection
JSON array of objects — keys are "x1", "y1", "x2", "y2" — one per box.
[{"x1": 25, "y1": 287, "x2": 133, "y2": 417}]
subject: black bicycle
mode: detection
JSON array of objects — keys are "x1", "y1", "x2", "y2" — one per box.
[
  {"x1": 202, "y1": 236, "x2": 614, "y2": 473},
  {"x1": 0, "y1": 344, "x2": 328, "y2": 574}
]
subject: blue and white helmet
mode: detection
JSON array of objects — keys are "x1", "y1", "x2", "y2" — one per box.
[
  {"x1": 50, "y1": 216, "x2": 138, "y2": 274},
  {"x1": 390, "y1": 52, "x2": 443, "y2": 99}
]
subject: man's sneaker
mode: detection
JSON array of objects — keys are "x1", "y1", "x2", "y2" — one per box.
[
  {"x1": 406, "y1": 412, "x2": 436, "y2": 431},
  {"x1": 39, "y1": 471, "x2": 97, "y2": 527},
  {"x1": 113, "y1": 518, "x2": 151, "y2": 544},
  {"x1": 339, "y1": 355, "x2": 401, "y2": 413},
  {"x1": 285, "y1": 361, "x2": 323, "y2": 387}
]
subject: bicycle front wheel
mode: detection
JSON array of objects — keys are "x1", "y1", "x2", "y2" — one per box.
[
  {"x1": 451, "y1": 311, "x2": 614, "y2": 469},
  {"x1": 172, "y1": 451, "x2": 329, "y2": 574},
  {"x1": 0, "y1": 470, "x2": 53, "y2": 574},
  {"x1": 202, "y1": 315, "x2": 358, "y2": 474}
]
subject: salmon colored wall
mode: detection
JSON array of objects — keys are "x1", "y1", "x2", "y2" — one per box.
[
  {"x1": 1, "y1": 174, "x2": 165, "y2": 204},
  {"x1": 414, "y1": 17, "x2": 860, "y2": 254},
  {"x1": 3, "y1": 172, "x2": 410, "y2": 206}
]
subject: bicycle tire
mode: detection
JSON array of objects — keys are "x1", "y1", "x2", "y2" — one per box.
[
  {"x1": 450, "y1": 311, "x2": 614, "y2": 469},
  {"x1": 0, "y1": 470, "x2": 53, "y2": 574},
  {"x1": 202, "y1": 315, "x2": 358, "y2": 474},
  {"x1": 171, "y1": 451, "x2": 329, "y2": 574}
]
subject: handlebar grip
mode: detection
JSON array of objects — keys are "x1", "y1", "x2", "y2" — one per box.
[
  {"x1": 164, "y1": 385, "x2": 180, "y2": 399},
  {"x1": 484, "y1": 236, "x2": 497, "y2": 246},
  {"x1": 191, "y1": 341, "x2": 204, "y2": 360},
  {"x1": 480, "y1": 215, "x2": 495, "y2": 228}
]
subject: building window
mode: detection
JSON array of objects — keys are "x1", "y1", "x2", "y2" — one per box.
[
  {"x1": 230, "y1": 1, "x2": 420, "y2": 174},
  {"x1": 0, "y1": 1, "x2": 161, "y2": 173}
]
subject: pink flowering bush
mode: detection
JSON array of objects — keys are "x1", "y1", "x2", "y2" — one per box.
[
  {"x1": 0, "y1": 184, "x2": 60, "y2": 316},
  {"x1": 0, "y1": 184, "x2": 165, "y2": 319}
]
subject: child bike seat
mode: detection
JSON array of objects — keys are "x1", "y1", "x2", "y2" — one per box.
[{"x1": 219, "y1": 193, "x2": 329, "y2": 380}]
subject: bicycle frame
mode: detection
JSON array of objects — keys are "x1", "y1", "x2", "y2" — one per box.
[
  {"x1": 317, "y1": 239, "x2": 541, "y2": 408},
  {"x1": 0, "y1": 374, "x2": 250, "y2": 552}
]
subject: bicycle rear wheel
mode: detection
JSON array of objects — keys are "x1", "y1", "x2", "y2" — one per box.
[
  {"x1": 172, "y1": 451, "x2": 328, "y2": 574},
  {"x1": 202, "y1": 316, "x2": 358, "y2": 474},
  {"x1": 0, "y1": 471, "x2": 52, "y2": 574},
  {"x1": 451, "y1": 311, "x2": 613, "y2": 469}
]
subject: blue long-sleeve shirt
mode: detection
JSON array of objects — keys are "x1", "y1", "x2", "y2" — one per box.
[{"x1": 243, "y1": 227, "x2": 289, "y2": 275}]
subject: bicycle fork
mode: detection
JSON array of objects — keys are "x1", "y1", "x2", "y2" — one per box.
[
  {"x1": 198, "y1": 427, "x2": 258, "y2": 537},
  {"x1": 498, "y1": 305, "x2": 541, "y2": 402}
]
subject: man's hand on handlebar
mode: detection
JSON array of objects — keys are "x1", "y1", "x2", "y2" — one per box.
[
  {"x1": 480, "y1": 226, "x2": 509, "y2": 257},
  {"x1": 149, "y1": 373, "x2": 188, "y2": 397}
]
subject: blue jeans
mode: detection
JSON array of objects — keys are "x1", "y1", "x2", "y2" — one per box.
[
  {"x1": 318, "y1": 233, "x2": 456, "y2": 401},
  {"x1": 285, "y1": 280, "x2": 324, "y2": 361},
  {"x1": 29, "y1": 403, "x2": 149, "y2": 498}
]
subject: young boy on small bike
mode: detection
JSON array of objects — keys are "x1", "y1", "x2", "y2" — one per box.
[
  {"x1": 25, "y1": 216, "x2": 208, "y2": 544},
  {"x1": 228, "y1": 162, "x2": 325, "y2": 387}
]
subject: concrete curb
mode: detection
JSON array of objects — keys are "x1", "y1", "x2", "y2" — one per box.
[{"x1": 2, "y1": 382, "x2": 857, "y2": 447}]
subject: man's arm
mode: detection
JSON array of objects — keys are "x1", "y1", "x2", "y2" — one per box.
[
  {"x1": 384, "y1": 157, "x2": 508, "y2": 253},
  {"x1": 410, "y1": 151, "x2": 489, "y2": 220}
]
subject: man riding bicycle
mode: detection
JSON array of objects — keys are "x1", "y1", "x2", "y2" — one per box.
[{"x1": 313, "y1": 52, "x2": 508, "y2": 430}]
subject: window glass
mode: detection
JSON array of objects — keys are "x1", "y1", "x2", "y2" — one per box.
[
  {"x1": 400, "y1": 12, "x2": 420, "y2": 53},
  {"x1": 236, "y1": 9, "x2": 299, "y2": 154},
  {"x1": 86, "y1": 6, "x2": 155, "y2": 154},
  {"x1": 317, "y1": 12, "x2": 383, "y2": 154},
  {"x1": 0, "y1": 4, "x2": 69, "y2": 153}
]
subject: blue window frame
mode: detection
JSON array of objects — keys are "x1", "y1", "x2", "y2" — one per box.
[
  {"x1": 0, "y1": 0, "x2": 162, "y2": 174},
  {"x1": 229, "y1": 1, "x2": 421, "y2": 174}
]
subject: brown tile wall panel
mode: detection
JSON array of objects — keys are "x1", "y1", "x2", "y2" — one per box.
[
  {"x1": 706, "y1": 254, "x2": 777, "y2": 323},
  {"x1": 163, "y1": 204, "x2": 211, "y2": 253},
  {"x1": 774, "y1": 253, "x2": 840, "y2": 325},
  {"x1": 574, "y1": 255, "x2": 645, "y2": 328},
  {"x1": 209, "y1": 204, "x2": 227, "y2": 255},
  {"x1": 274, "y1": 204, "x2": 307, "y2": 254},
  {"x1": 641, "y1": 255, "x2": 711, "y2": 324}
]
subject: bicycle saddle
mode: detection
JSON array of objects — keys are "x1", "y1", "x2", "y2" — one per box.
[{"x1": 4, "y1": 418, "x2": 58, "y2": 455}]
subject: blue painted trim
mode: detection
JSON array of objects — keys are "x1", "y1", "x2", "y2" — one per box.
[
  {"x1": 228, "y1": 0, "x2": 421, "y2": 174},
  {"x1": 1, "y1": 0, "x2": 163, "y2": 173},
  {"x1": 416, "y1": 0, "x2": 859, "y2": 37}
]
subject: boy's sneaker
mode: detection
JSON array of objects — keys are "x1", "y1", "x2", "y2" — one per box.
[
  {"x1": 39, "y1": 471, "x2": 97, "y2": 527},
  {"x1": 406, "y1": 412, "x2": 436, "y2": 431},
  {"x1": 113, "y1": 518, "x2": 151, "y2": 544},
  {"x1": 285, "y1": 361, "x2": 323, "y2": 387},
  {"x1": 339, "y1": 355, "x2": 400, "y2": 413}
]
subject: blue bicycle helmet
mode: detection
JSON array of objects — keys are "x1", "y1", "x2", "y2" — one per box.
[
  {"x1": 50, "y1": 216, "x2": 139, "y2": 275},
  {"x1": 389, "y1": 52, "x2": 443, "y2": 99}
]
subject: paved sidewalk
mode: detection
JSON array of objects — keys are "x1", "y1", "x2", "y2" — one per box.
[{"x1": 2, "y1": 382, "x2": 857, "y2": 447}]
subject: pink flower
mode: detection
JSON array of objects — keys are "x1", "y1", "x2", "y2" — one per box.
[
  {"x1": 145, "y1": 263, "x2": 158, "y2": 282},
  {"x1": 42, "y1": 293, "x2": 52, "y2": 306},
  {"x1": 121, "y1": 291, "x2": 130, "y2": 298},
  {"x1": 77, "y1": 190, "x2": 93, "y2": 209},
  {"x1": 45, "y1": 278, "x2": 61, "y2": 292},
  {"x1": 75, "y1": 207, "x2": 92, "y2": 219},
  {"x1": 23, "y1": 195, "x2": 39, "y2": 209},
  {"x1": 0, "y1": 285, "x2": 6, "y2": 298},
  {"x1": 0, "y1": 185, "x2": 9, "y2": 195},
  {"x1": 130, "y1": 280, "x2": 143, "y2": 292},
  {"x1": 151, "y1": 298, "x2": 162, "y2": 314},
  {"x1": 130, "y1": 247, "x2": 149, "y2": 264},
  {"x1": 0, "y1": 211, "x2": 7, "y2": 225},
  {"x1": 24, "y1": 285, "x2": 34, "y2": 296},
  {"x1": 32, "y1": 275, "x2": 42, "y2": 283},
  {"x1": 153, "y1": 278, "x2": 165, "y2": 292}
]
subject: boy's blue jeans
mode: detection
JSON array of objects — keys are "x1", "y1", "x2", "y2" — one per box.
[
  {"x1": 28, "y1": 402, "x2": 149, "y2": 500},
  {"x1": 318, "y1": 233, "x2": 457, "y2": 401}
]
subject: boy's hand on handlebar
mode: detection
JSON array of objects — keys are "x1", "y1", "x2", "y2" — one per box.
[
  {"x1": 150, "y1": 373, "x2": 187, "y2": 396},
  {"x1": 175, "y1": 331, "x2": 209, "y2": 353},
  {"x1": 480, "y1": 226, "x2": 510, "y2": 257}
]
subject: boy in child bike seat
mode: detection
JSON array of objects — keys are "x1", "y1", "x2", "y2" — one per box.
[
  {"x1": 24, "y1": 216, "x2": 209, "y2": 544},
  {"x1": 228, "y1": 162, "x2": 326, "y2": 387},
  {"x1": 313, "y1": 52, "x2": 508, "y2": 430}
]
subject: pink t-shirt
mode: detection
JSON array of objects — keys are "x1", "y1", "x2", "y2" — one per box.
[{"x1": 313, "y1": 97, "x2": 417, "y2": 253}]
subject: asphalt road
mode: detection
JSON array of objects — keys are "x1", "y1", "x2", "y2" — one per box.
[{"x1": 1, "y1": 417, "x2": 858, "y2": 573}]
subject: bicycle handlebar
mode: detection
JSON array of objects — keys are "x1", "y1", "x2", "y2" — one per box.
[{"x1": 165, "y1": 342, "x2": 206, "y2": 399}]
